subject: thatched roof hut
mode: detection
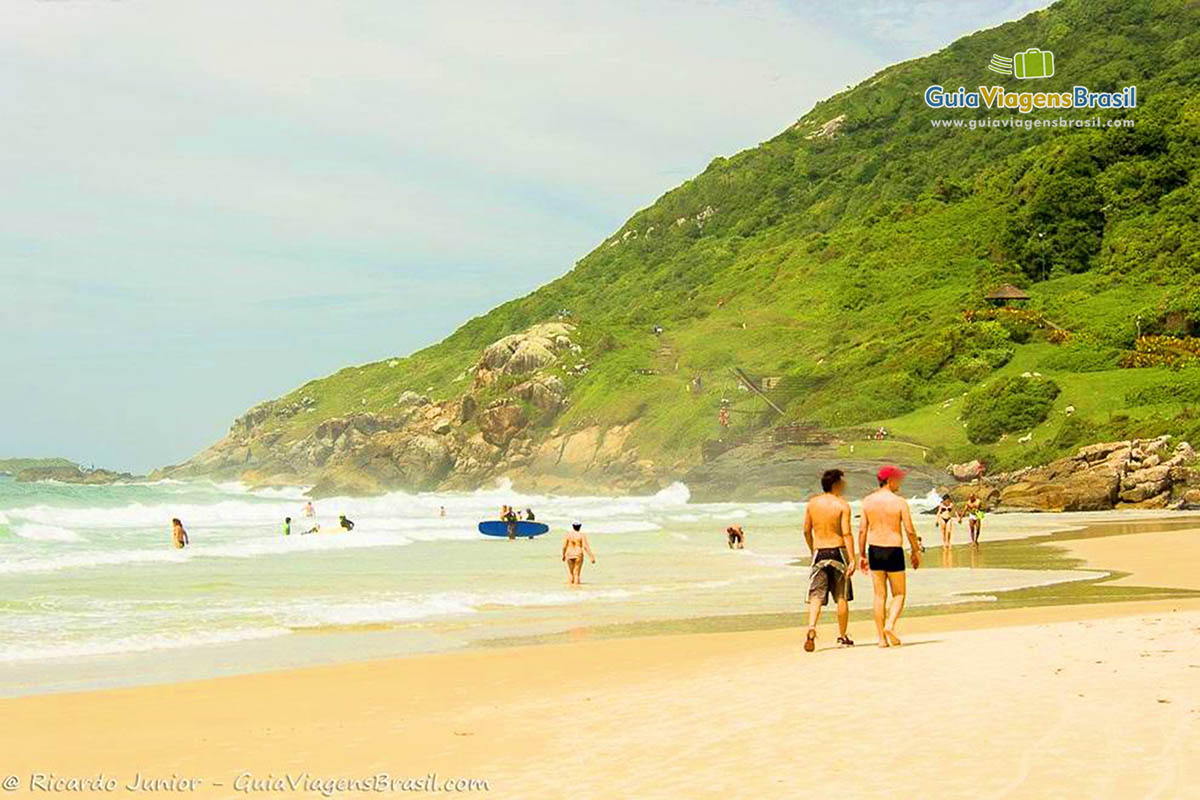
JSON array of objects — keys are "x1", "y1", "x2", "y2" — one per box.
[{"x1": 985, "y1": 284, "x2": 1031, "y2": 305}]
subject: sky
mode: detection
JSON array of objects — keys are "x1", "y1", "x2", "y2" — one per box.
[{"x1": 0, "y1": 0, "x2": 1051, "y2": 473}]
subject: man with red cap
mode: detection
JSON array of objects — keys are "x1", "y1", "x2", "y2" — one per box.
[{"x1": 857, "y1": 465, "x2": 921, "y2": 647}]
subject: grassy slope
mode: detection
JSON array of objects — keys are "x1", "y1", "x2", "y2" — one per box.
[{"x1": 224, "y1": 0, "x2": 1200, "y2": 477}]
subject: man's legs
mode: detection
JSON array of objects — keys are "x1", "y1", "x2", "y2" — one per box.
[
  {"x1": 835, "y1": 597, "x2": 849, "y2": 639},
  {"x1": 884, "y1": 571, "x2": 907, "y2": 645},
  {"x1": 871, "y1": 569, "x2": 889, "y2": 647},
  {"x1": 806, "y1": 595, "x2": 824, "y2": 632}
]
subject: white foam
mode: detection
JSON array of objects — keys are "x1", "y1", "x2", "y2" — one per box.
[
  {"x1": 13, "y1": 524, "x2": 83, "y2": 543},
  {"x1": 280, "y1": 587, "x2": 636, "y2": 627},
  {"x1": 584, "y1": 520, "x2": 662, "y2": 534},
  {"x1": 0, "y1": 627, "x2": 291, "y2": 664}
]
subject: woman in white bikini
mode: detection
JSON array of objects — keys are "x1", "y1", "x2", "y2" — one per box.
[{"x1": 561, "y1": 520, "x2": 596, "y2": 585}]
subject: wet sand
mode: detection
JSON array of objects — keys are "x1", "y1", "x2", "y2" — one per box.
[{"x1": 3, "y1": 519, "x2": 1199, "y2": 799}]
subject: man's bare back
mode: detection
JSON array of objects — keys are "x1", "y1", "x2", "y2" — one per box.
[
  {"x1": 860, "y1": 487, "x2": 911, "y2": 547},
  {"x1": 804, "y1": 493, "x2": 851, "y2": 549}
]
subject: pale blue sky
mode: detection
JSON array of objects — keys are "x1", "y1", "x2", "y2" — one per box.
[{"x1": 0, "y1": 0, "x2": 1049, "y2": 472}]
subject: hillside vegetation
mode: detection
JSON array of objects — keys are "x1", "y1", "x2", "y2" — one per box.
[{"x1": 173, "y1": 0, "x2": 1200, "y2": 492}]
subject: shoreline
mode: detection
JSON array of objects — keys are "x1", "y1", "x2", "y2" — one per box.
[
  {"x1": 3, "y1": 515, "x2": 1200, "y2": 798},
  {"x1": 3, "y1": 510, "x2": 1198, "y2": 701}
]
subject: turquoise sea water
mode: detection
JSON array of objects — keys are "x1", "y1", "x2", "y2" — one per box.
[{"x1": 0, "y1": 477, "x2": 1103, "y2": 696}]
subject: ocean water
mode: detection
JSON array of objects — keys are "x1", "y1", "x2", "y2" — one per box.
[{"x1": 0, "y1": 476, "x2": 1103, "y2": 695}]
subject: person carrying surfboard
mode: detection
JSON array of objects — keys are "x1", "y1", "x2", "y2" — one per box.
[
  {"x1": 562, "y1": 520, "x2": 595, "y2": 585},
  {"x1": 501, "y1": 506, "x2": 519, "y2": 540}
]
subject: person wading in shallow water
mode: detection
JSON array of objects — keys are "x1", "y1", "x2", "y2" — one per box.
[
  {"x1": 501, "y1": 505, "x2": 519, "y2": 540},
  {"x1": 964, "y1": 494, "x2": 985, "y2": 544},
  {"x1": 726, "y1": 525, "x2": 745, "y2": 549},
  {"x1": 561, "y1": 520, "x2": 595, "y2": 585},
  {"x1": 171, "y1": 518, "x2": 189, "y2": 549},
  {"x1": 801, "y1": 469, "x2": 856, "y2": 651}
]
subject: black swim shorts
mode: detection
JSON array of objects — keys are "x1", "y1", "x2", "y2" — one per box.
[{"x1": 867, "y1": 545, "x2": 906, "y2": 573}]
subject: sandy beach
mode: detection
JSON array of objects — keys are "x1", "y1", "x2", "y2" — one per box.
[{"x1": 2, "y1": 522, "x2": 1198, "y2": 799}]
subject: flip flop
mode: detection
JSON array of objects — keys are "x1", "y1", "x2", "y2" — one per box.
[
  {"x1": 804, "y1": 629, "x2": 816, "y2": 652},
  {"x1": 884, "y1": 629, "x2": 902, "y2": 647},
  {"x1": 837, "y1": 635, "x2": 854, "y2": 647}
]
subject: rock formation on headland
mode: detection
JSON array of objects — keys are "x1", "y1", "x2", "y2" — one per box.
[
  {"x1": 156, "y1": 323, "x2": 667, "y2": 498},
  {"x1": 943, "y1": 436, "x2": 1199, "y2": 512}
]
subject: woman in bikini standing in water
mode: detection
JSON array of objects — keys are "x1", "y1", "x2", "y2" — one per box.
[
  {"x1": 935, "y1": 495, "x2": 957, "y2": 547},
  {"x1": 561, "y1": 519, "x2": 596, "y2": 585}
]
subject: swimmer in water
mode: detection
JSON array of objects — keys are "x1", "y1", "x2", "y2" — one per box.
[{"x1": 171, "y1": 518, "x2": 189, "y2": 549}]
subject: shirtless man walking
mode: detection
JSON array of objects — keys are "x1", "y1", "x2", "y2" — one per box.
[
  {"x1": 802, "y1": 468, "x2": 857, "y2": 652},
  {"x1": 857, "y1": 466, "x2": 921, "y2": 647}
]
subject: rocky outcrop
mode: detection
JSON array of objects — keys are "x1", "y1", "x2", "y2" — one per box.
[
  {"x1": 944, "y1": 436, "x2": 1198, "y2": 512},
  {"x1": 157, "y1": 321, "x2": 670, "y2": 497},
  {"x1": 947, "y1": 460, "x2": 985, "y2": 482},
  {"x1": 16, "y1": 465, "x2": 138, "y2": 484}
]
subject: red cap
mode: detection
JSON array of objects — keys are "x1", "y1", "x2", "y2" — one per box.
[{"x1": 877, "y1": 465, "x2": 906, "y2": 482}]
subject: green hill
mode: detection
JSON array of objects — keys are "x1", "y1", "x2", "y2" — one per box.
[{"x1": 165, "y1": 0, "x2": 1200, "y2": 497}]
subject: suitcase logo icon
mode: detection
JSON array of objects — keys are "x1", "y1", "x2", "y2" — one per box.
[{"x1": 988, "y1": 48, "x2": 1055, "y2": 79}]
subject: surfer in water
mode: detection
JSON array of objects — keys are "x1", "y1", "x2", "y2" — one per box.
[
  {"x1": 304, "y1": 501, "x2": 315, "y2": 518},
  {"x1": 171, "y1": 518, "x2": 189, "y2": 549},
  {"x1": 339, "y1": 514, "x2": 355, "y2": 532},
  {"x1": 283, "y1": 517, "x2": 292, "y2": 536},
  {"x1": 562, "y1": 520, "x2": 595, "y2": 585}
]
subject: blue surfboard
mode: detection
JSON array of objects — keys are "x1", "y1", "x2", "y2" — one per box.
[{"x1": 478, "y1": 520, "x2": 550, "y2": 538}]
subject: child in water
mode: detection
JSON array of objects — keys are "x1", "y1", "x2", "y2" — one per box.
[{"x1": 561, "y1": 520, "x2": 596, "y2": 585}]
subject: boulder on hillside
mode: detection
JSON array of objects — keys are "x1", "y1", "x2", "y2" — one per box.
[
  {"x1": 503, "y1": 339, "x2": 557, "y2": 375},
  {"x1": 396, "y1": 390, "x2": 431, "y2": 407},
  {"x1": 512, "y1": 375, "x2": 566, "y2": 413},
  {"x1": 477, "y1": 322, "x2": 576, "y2": 377},
  {"x1": 477, "y1": 402, "x2": 528, "y2": 447},
  {"x1": 947, "y1": 460, "x2": 985, "y2": 482}
]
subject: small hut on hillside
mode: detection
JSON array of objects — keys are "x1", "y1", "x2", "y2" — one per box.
[{"x1": 985, "y1": 284, "x2": 1031, "y2": 306}]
